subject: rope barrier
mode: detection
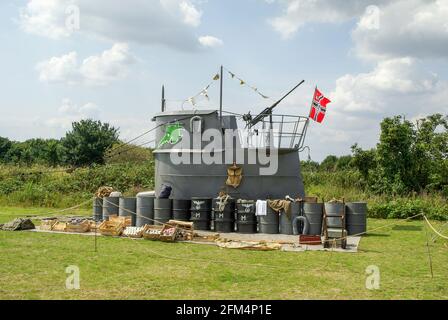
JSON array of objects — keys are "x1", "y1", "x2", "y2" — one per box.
[{"x1": 423, "y1": 215, "x2": 448, "y2": 240}]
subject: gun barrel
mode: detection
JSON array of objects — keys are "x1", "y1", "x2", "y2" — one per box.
[{"x1": 248, "y1": 80, "x2": 305, "y2": 127}]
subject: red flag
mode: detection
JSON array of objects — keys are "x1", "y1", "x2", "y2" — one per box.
[{"x1": 309, "y1": 87, "x2": 331, "y2": 123}]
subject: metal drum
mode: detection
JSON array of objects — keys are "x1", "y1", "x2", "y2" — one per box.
[
  {"x1": 136, "y1": 194, "x2": 155, "y2": 227},
  {"x1": 236, "y1": 200, "x2": 257, "y2": 234},
  {"x1": 259, "y1": 206, "x2": 279, "y2": 234},
  {"x1": 102, "y1": 196, "x2": 119, "y2": 221},
  {"x1": 324, "y1": 202, "x2": 345, "y2": 228},
  {"x1": 119, "y1": 197, "x2": 137, "y2": 226},
  {"x1": 279, "y1": 202, "x2": 299, "y2": 235},
  {"x1": 172, "y1": 200, "x2": 191, "y2": 221},
  {"x1": 213, "y1": 198, "x2": 235, "y2": 233},
  {"x1": 303, "y1": 203, "x2": 323, "y2": 235},
  {"x1": 154, "y1": 198, "x2": 173, "y2": 225},
  {"x1": 93, "y1": 198, "x2": 103, "y2": 221},
  {"x1": 346, "y1": 202, "x2": 367, "y2": 235},
  {"x1": 190, "y1": 198, "x2": 212, "y2": 230}
]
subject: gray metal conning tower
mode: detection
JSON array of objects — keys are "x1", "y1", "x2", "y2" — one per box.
[{"x1": 152, "y1": 108, "x2": 309, "y2": 200}]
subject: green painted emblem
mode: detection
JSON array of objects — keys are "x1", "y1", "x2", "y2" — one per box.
[{"x1": 157, "y1": 123, "x2": 184, "y2": 148}]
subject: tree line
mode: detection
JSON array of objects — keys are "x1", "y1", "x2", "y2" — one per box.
[
  {"x1": 1, "y1": 114, "x2": 446, "y2": 197},
  {"x1": 0, "y1": 119, "x2": 119, "y2": 167},
  {"x1": 302, "y1": 113, "x2": 448, "y2": 196}
]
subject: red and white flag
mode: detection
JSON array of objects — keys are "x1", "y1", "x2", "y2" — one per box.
[{"x1": 309, "y1": 87, "x2": 331, "y2": 123}]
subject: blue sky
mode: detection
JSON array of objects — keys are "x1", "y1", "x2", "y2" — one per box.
[{"x1": 1, "y1": 0, "x2": 447, "y2": 161}]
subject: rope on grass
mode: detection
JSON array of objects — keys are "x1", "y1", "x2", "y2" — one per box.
[
  {"x1": 423, "y1": 215, "x2": 448, "y2": 240},
  {"x1": 35, "y1": 197, "x2": 94, "y2": 217}
]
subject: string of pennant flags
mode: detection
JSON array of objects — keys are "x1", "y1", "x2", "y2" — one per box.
[
  {"x1": 183, "y1": 67, "x2": 272, "y2": 108},
  {"x1": 223, "y1": 67, "x2": 272, "y2": 100},
  {"x1": 182, "y1": 66, "x2": 332, "y2": 125}
]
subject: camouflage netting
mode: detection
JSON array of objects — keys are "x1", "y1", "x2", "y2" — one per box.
[{"x1": 1, "y1": 218, "x2": 35, "y2": 231}]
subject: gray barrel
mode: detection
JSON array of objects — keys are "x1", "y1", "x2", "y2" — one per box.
[
  {"x1": 136, "y1": 195, "x2": 155, "y2": 227},
  {"x1": 172, "y1": 199, "x2": 191, "y2": 221},
  {"x1": 119, "y1": 197, "x2": 137, "y2": 226},
  {"x1": 279, "y1": 202, "x2": 299, "y2": 235},
  {"x1": 213, "y1": 198, "x2": 235, "y2": 233},
  {"x1": 303, "y1": 203, "x2": 323, "y2": 235},
  {"x1": 190, "y1": 198, "x2": 212, "y2": 230},
  {"x1": 346, "y1": 202, "x2": 367, "y2": 236},
  {"x1": 259, "y1": 206, "x2": 279, "y2": 234},
  {"x1": 324, "y1": 202, "x2": 345, "y2": 228},
  {"x1": 236, "y1": 200, "x2": 257, "y2": 234},
  {"x1": 154, "y1": 198, "x2": 173, "y2": 225},
  {"x1": 93, "y1": 198, "x2": 103, "y2": 221},
  {"x1": 102, "y1": 196, "x2": 119, "y2": 221}
]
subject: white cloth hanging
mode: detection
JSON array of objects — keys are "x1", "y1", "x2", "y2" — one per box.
[{"x1": 256, "y1": 200, "x2": 267, "y2": 216}]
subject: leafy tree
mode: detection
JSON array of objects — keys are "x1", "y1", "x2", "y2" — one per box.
[
  {"x1": 0, "y1": 137, "x2": 12, "y2": 162},
  {"x1": 351, "y1": 114, "x2": 448, "y2": 195},
  {"x1": 351, "y1": 144, "x2": 377, "y2": 181},
  {"x1": 320, "y1": 155, "x2": 338, "y2": 171},
  {"x1": 335, "y1": 155, "x2": 353, "y2": 170},
  {"x1": 62, "y1": 119, "x2": 119, "y2": 166}
]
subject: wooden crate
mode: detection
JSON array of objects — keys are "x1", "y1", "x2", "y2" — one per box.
[
  {"x1": 89, "y1": 220, "x2": 99, "y2": 231},
  {"x1": 123, "y1": 226, "x2": 145, "y2": 238},
  {"x1": 299, "y1": 235, "x2": 321, "y2": 245},
  {"x1": 40, "y1": 219, "x2": 57, "y2": 231},
  {"x1": 142, "y1": 225, "x2": 163, "y2": 240},
  {"x1": 66, "y1": 220, "x2": 91, "y2": 233},
  {"x1": 52, "y1": 222, "x2": 67, "y2": 232},
  {"x1": 99, "y1": 220, "x2": 124, "y2": 236},
  {"x1": 159, "y1": 225, "x2": 178, "y2": 242},
  {"x1": 168, "y1": 220, "x2": 194, "y2": 231},
  {"x1": 110, "y1": 216, "x2": 132, "y2": 227}
]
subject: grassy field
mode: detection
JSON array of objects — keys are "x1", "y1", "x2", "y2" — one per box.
[{"x1": 0, "y1": 207, "x2": 447, "y2": 300}]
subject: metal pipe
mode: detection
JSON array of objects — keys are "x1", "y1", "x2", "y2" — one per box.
[
  {"x1": 293, "y1": 216, "x2": 309, "y2": 235},
  {"x1": 161, "y1": 85, "x2": 166, "y2": 112},
  {"x1": 219, "y1": 65, "x2": 223, "y2": 124}
]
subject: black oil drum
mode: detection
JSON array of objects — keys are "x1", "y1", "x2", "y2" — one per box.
[
  {"x1": 154, "y1": 198, "x2": 172, "y2": 225},
  {"x1": 213, "y1": 197, "x2": 235, "y2": 233},
  {"x1": 259, "y1": 206, "x2": 279, "y2": 234},
  {"x1": 236, "y1": 200, "x2": 257, "y2": 234},
  {"x1": 93, "y1": 198, "x2": 103, "y2": 221},
  {"x1": 172, "y1": 199, "x2": 191, "y2": 221},
  {"x1": 136, "y1": 194, "x2": 155, "y2": 227},
  {"x1": 190, "y1": 198, "x2": 212, "y2": 230},
  {"x1": 102, "y1": 196, "x2": 119, "y2": 221},
  {"x1": 119, "y1": 197, "x2": 137, "y2": 226}
]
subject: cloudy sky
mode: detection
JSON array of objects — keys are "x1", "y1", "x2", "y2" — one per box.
[{"x1": 1, "y1": 0, "x2": 447, "y2": 161}]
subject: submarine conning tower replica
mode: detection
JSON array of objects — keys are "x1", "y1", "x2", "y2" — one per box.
[{"x1": 152, "y1": 77, "x2": 310, "y2": 201}]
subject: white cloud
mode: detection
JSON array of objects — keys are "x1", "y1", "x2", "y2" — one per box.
[
  {"x1": 198, "y1": 35, "x2": 223, "y2": 48},
  {"x1": 37, "y1": 43, "x2": 135, "y2": 86},
  {"x1": 331, "y1": 58, "x2": 439, "y2": 114},
  {"x1": 353, "y1": 0, "x2": 448, "y2": 61},
  {"x1": 19, "y1": 0, "x2": 71, "y2": 39},
  {"x1": 179, "y1": 1, "x2": 202, "y2": 27},
  {"x1": 269, "y1": 0, "x2": 388, "y2": 39},
  {"x1": 46, "y1": 99, "x2": 102, "y2": 130},
  {"x1": 19, "y1": 0, "x2": 204, "y2": 50}
]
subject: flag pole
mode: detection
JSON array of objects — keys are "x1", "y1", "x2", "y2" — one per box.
[{"x1": 219, "y1": 65, "x2": 223, "y2": 124}]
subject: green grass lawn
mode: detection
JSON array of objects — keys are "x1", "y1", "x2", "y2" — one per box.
[{"x1": 0, "y1": 207, "x2": 447, "y2": 300}]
